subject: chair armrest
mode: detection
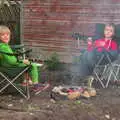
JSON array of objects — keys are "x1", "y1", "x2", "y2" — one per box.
[
  {"x1": 33, "y1": 63, "x2": 43, "y2": 67},
  {"x1": 10, "y1": 44, "x2": 25, "y2": 50},
  {"x1": 0, "y1": 48, "x2": 32, "y2": 56},
  {"x1": 18, "y1": 48, "x2": 32, "y2": 55},
  {"x1": 10, "y1": 44, "x2": 32, "y2": 57}
]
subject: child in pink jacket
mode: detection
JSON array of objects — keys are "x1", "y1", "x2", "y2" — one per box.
[{"x1": 78, "y1": 23, "x2": 118, "y2": 77}]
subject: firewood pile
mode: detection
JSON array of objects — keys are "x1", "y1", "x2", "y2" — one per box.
[{"x1": 51, "y1": 85, "x2": 96, "y2": 100}]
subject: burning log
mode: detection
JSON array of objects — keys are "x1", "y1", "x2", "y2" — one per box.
[{"x1": 67, "y1": 91, "x2": 81, "y2": 100}]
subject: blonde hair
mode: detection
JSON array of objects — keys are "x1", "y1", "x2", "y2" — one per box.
[
  {"x1": 105, "y1": 23, "x2": 115, "y2": 32},
  {"x1": 0, "y1": 25, "x2": 11, "y2": 34}
]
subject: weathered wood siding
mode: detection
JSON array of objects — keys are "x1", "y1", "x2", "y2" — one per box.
[{"x1": 22, "y1": 0, "x2": 120, "y2": 63}]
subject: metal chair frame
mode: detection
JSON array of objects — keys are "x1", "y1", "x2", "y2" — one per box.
[
  {"x1": 0, "y1": 44, "x2": 32, "y2": 99},
  {"x1": 93, "y1": 52, "x2": 118, "y2": 88},
  {"x1": 0, "y1": 66, "x2": 31, "y2": 99}
]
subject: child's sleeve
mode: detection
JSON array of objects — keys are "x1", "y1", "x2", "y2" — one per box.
[{"x1": 0, "y1": 43, "x2": 18, "y2": 66}]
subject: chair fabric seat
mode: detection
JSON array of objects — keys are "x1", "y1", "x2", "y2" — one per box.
[{"x1": 0, "y1": 66, "x2": 29, "y2": 78}]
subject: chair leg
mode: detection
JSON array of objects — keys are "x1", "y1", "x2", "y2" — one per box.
[
  {"x1": 93, "y1": 53, "x2": 119, "y2": 88},
  {"x1": 94, "y1": 71, "x2": 105, "y2": 88},
  {"x1": 105, "y1": 66, "x2": 115, "y2": 88},
  {"x1": 0, "y1": 68, "x2": 31, "y2": 99},
  {"x1": 105, "y1": 64, "x2": 120, "y2": 88},
  {"x1": 25, "y1": 79, "x2": 30, "y2": 99}
]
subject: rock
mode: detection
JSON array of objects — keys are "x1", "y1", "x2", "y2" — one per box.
[
  {"x1": 67, "y1": 91, "x2": 81, "y2": 100},
  {"x1": 87, "y1": 88, "x2": 97, "y2": 97},
  {"x1": 8, "y1": 104, "x2": 13, "y2": 107},
  {"x1": 105, "y1": 114, "x2": 110, "y2": 119}
]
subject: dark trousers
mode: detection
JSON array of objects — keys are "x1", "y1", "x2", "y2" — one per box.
[{"x1": 78, "y1": 50, "x2": 118, "y2": 77}]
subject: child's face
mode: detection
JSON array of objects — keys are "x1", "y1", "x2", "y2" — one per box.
[
  {"x1": 104, "y1": 26, "x2": 114, "y2": 39},
  {"x1": 0, "y1": 32, "x2": 10, "y2": 43}
]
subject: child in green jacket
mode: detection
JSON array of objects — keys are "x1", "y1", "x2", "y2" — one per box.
[{"x1": 0, "y1": 25, "x2": 49, "y2": 94}]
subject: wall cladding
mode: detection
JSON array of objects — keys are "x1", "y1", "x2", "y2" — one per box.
[{"x1": 22, "y1": 0, "x2": 120, "y2": 63}]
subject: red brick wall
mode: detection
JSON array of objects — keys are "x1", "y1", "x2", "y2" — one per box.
[{"x1": 22, "y1": 0, "x2": 120, "y2": 63}]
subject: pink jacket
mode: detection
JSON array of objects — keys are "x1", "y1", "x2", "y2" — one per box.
[{"x1": 87, "y1": 38, "x2": 118, "y2": 52}]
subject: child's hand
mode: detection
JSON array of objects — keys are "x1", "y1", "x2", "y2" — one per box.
[
  {"x1": 23, "y1": 59, "x2": 30, "y2": 65},
  {"x1": 87, "y1": 37, "x2": 93, "y2": 45},
  {"x1": 95, "y1": 41, "x2": 105, "y2": 48},
  {"x1": 87, "y1": 40, "x2": 92, "y2": 45},
  {"x1": 99, "y1": 41, "x2": 105, "y2": 47}
]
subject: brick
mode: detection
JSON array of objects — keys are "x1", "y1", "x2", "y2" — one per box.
[{"x1": 22, "y1": 0, "x2": 120, "y2": 63}]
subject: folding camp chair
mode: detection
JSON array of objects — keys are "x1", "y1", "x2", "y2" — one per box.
[
  {"x1": 104, "y1": 54, "x2": 120, "y2": 87},
  {"x1": 71, "y1": 23, "x2": 120, "y2": 88},
  {"x1": 0, "y1": 45, "x2": 32, "y2": 99},
  {"x1": 11, "y1": 44, "x2": 32, "y2": 60},
  {"x1": 93, "y1": 49, "x2": 118, "y2": 88},
  {"x1": 90, "y1": 23, "x2": 120, "y2": 88},
  {"x1": 0, "y1": 65, "x2": 31, "y2": 99}
]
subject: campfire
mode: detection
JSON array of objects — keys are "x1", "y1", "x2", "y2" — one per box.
[{"x1": 51, "y1": 85, "x2": 96, "y2": 100}]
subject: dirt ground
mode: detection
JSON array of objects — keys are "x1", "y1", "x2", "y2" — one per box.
[
  {"x1": 0, "y1": 63, "x2": 120, "y2": 120},
  {"x1": 0, "y1": 83, "x2": 120, "y2": 120}
]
